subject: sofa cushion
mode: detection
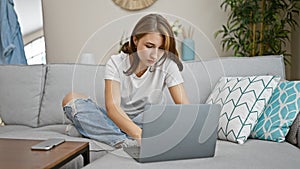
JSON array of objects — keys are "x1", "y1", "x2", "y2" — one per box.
[
  {"x1": 0, "y1": 125, "x2": 32, "y2": 134},
  {"x1": 0, "y1": 65, "x2": 45, "y2": 127},
  {"x1": 39, "y1": 64, "x2": 106, "y2": 126},
  {"x1": 32, "y1": 124, "x2": 82, "y2": 137},
  {"x1": 206, "y1": 76, "x2": 280, "y2": 144},
  {"x1": 251, "y1": 81, "x2": 300, "y2": 142},
  {"x1": 82, "y1": 139, "x2": 300, "y2": 169}
]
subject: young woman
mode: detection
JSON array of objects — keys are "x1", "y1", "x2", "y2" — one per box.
[{"x1": 62, "y1": 13, "x2": 189, "y2": 148}]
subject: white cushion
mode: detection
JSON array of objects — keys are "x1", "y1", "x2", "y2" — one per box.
[{"x1": 206, "y1": 76, "x2": 280, "y2": 144}]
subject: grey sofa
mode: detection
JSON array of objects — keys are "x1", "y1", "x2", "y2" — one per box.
[{"x1": 0, "y1": 55, "x2": 299, "y2": 169}]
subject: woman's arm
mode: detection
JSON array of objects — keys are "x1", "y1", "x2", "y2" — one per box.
[
  {"x1": 105, "y1": 79, "x2": 142, "y2": 140},
  {"x1": 168, "y1": 83, "x2": 190, "y2": 104}
]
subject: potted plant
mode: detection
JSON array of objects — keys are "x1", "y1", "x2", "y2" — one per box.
[{"x1": 215, "y1": 0, "x2": 300, "y2": 64}]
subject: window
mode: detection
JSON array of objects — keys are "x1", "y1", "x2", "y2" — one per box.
[{"x1": 24, "y1": 36, "x2": 46, "y2": 65}]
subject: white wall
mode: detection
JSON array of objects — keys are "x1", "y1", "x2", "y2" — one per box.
[
  {"x1": 14, "y1": 0, "x2": 43, "y2": 36},
  {"x1": 42, "y1": 0, "x2": 229, "y2": 64},
  {"x1": 42, "y1": 0, "x2": 299, "y2": 79}
]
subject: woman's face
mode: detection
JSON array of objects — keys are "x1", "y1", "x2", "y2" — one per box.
[{"x1": 134, "y1": 32, "x2": 165, "y2": 68}]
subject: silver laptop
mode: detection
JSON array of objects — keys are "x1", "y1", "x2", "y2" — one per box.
[{"x1": 124, "y1": 104, "x2": 221, "y2": 163}]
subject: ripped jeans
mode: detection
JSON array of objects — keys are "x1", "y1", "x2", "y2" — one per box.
[{"x1": 63, "y1": 98, "x2": 141, "y2": 146}]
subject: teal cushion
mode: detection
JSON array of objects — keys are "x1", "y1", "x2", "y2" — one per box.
[
  {"x1": 206, "y1": 76, "x2": 280, "y2": 144},
  {"x1": 251, "y1": 81, "x2": 300, "y2": 142}
]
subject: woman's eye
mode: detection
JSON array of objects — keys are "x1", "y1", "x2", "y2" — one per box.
[{"x1": 146, "y1": 45, "x2": 153, "y2": 48}]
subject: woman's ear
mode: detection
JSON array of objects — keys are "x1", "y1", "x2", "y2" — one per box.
[{"x1": 133, "y1": 36, "x2": 138, "y2": 46}]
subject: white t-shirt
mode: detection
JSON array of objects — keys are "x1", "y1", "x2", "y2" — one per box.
[{"x1": 104, "y1": 52, "x2": 184, "y2": 118}]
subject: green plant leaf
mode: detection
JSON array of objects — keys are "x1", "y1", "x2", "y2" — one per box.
[{"x1": 215, "y1": 0, "x2": 300, "y2": 61}]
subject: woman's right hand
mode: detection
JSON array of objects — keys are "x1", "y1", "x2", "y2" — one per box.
[{"x1": 135, "y1": 129, "x2": 142, "y2": 146}]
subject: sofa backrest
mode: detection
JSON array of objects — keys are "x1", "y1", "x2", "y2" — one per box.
[
  {"x1": 0, "y1": 55, "x2": 284, "y2": 127},
  {"x1": 39, "y1": 64, "x2": 105, "y2": 126},
  {"x1": 179, "y1": 55, "x2": 286, "y2": 104},
  {"x1": 0, "y1": 65, "x2": 45, "y2": 127},
  {"x1": 38, "y1": 55, "x2": 285, "y2": 126}
]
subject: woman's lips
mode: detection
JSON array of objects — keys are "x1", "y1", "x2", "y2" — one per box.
[{"x1": 148, "y1": 60, "x2": 155, "y2": 64}]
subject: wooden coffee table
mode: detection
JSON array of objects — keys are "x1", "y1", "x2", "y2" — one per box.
[{"x1": 0, "y1": 138, "x2": 90, "y2": 169}]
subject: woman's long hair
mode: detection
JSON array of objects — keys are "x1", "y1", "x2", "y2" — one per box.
[{"x1": 121, "y1": 13, "x2": 183, "y2": 76}]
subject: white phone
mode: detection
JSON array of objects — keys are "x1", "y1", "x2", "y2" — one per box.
[{"x1": 31, "y1": 138, "x2": 65, "y2": 150}]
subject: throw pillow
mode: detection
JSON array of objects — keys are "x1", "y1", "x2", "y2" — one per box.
[
  {"x1": 206, "y1": 76, "x2": 280, "y2": 144},
  {"x1": 251, "y1": 81, "x2": 300, "y2": 142},
  {"x1": 0, "y1": 117, "x2": 5, "y2": 126}
]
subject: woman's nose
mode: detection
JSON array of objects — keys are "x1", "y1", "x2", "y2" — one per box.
[{"x1": 150, "y1": 48, "x2": 159, "y2": 59}]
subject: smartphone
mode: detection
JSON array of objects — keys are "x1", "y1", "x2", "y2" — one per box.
[{"x1": 31, "y1": 138, "x2": 65, "y2": 150}]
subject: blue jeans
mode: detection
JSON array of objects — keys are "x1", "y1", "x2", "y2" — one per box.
[{"x1": 63, "y1": 98, "x2": 130, "y2": 146}]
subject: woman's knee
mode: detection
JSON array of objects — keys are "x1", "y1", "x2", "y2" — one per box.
[{"x1": 62, "y1": 92, "x2": 88, "y2": 107}]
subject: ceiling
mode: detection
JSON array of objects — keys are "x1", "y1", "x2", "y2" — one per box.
[{"x1": 14, "y1": 0, "x2": 43, "y2": 36}]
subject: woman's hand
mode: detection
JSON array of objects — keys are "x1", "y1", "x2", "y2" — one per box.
[{"x1": 134, "y1": 129, "x2": 142, "y2": 146}]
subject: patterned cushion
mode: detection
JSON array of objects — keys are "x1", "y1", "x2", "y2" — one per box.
[
  {"x1": 206, "y1": 76, "x2": 280, "y2": 144},
  {"x1": 251, "y1": 81, "x2": 300, "y2": 142}
]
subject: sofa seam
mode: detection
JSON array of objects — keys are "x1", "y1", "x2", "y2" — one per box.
[{"x1": 37, "y1": 64, "x2": 48, "y2": 127}]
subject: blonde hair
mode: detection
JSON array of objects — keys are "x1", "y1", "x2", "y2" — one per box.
[{"x1": 122, "y1": 13, "x2": 183, "y2": 75}]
